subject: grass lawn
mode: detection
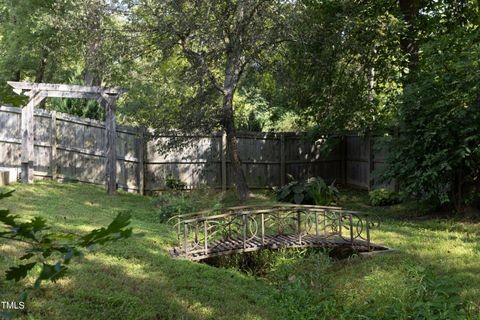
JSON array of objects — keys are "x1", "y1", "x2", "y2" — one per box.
[{"x1": 1, "y1": 181, "x2": 480, "y2": 319}]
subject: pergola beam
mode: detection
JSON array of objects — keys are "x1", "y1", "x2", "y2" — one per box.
[
  {"x1": 8, "y1": 81, "x2": 126, "y2": 195},
  {"x1": 7, "y1": 81, "x2": 126, "y2": 95}
]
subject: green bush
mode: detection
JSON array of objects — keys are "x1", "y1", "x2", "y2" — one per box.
[
  {"x1": 165, "y1": 174, "x2": 186, "y2": 190},
  {"x1": 158, "y1": 194, "x2": 195, "y2": 222},
  {"x1": 276, "y1": 177, "x2": 338, "y2": 205},
  {"x1": 276, "y1": 181, "x2": 314, "y2": 204},
  {"x1": 381, "y1": 28, "x2": 480, "y2": 211},
  {"x1": 307, "y1": 177, "x2": 339, "y2": 205},
  {"x1": 369, "y1": 188, "x2": 401, "y2": 206}
]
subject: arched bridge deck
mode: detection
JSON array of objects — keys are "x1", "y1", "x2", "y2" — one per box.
[{"x1": 169, "y1": 205, "x2": 387, "y2": 261}]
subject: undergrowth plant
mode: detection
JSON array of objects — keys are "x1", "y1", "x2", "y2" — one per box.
[
  {"x1": 276, "y1": 177, "x2": 338, "y2": 205},
  {"x1": 369, "y1": 188, "x2": 402, "y2": 206}
]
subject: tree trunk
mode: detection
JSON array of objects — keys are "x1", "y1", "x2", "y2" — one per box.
[
  {"x1": 12, "y1": 70, "x2": 21, "y2": 81},
  {"x1": 35, "y1": 48, "x2": 48, "y2": 83},
  {"x1": 223, "y1": 91, "x2": 250, "y2": 201},
  {"x1": 399, "y1": 0, "x2": 419, "y2": 75},
  {"x1": 82, "y1": 1, "x2": 104, "y2": 86}
]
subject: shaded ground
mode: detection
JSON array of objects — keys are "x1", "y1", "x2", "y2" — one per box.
[{"x1": 0, "y1": 181, "x2": 479, "y2": 319}]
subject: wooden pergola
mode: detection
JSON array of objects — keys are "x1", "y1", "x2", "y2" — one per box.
[{"x1": 7, "y1": 81, "x2": 126, "y2": 195}]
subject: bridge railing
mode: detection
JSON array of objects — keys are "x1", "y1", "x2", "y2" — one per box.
[{"x1": 169, "y1": 205, "x2": 372, "y2": 258}]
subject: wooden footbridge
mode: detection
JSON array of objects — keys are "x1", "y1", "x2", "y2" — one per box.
[{"x1": 169, "y1": 205, "x2": 387, "y2": 261}]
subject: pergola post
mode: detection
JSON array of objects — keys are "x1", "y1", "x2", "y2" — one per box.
[
  {"x1": 21, "y1": 91, "x2": 45, "y2": 183},
  {"x1": 8, "y1": 81, "x2": 126, "y2": 195}
]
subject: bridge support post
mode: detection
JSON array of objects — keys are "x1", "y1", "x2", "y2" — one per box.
[
  {"x1": 338, "y1": 212, "x2": 343, "y2": 238},
  {"x1": 204, "y1": 220, "x2": 208, "y2": 255},
  {"x1": 177, "y1": 217, "x2": 181, "y2": 248},
  {"x1": 323, "y1": 211, "x2": 327, "y2": 236},
  {"x1": 242, "y1": 214, "x2": 247, "y2": 250},
  {"x1": 349, "y1": 214, "x2": 354, "y2": 244},
  {"x1": 184, "y1": 223, "x2": 189, "y2": 257},
  {"x1": 366, "y1": 215, "x2": 371, "y2": 251},
  {"x1": 297, "y1": 211, "x2": 302, "y2": 244},
  {"x1": 261, "y1": 214, "x2": 265, "y2": 245}
]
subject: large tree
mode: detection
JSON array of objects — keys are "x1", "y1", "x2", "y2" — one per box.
[
  {"x1": 129, "y1": 1, "x2": 292, "y2": 200},
  {"x1": 0, "y1": 0, "x2": 127, "y2": 118},
  {"x1": 382, "y1": 0, "x2": 480, "y2": 211},
  {"x1": 265, "y1": 0, "x2": 404, "y2": 136}
]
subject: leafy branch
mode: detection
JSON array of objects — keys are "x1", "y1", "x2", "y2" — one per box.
[{"x1": 0, "y1": 189, "x2": 142, "y2": 317}]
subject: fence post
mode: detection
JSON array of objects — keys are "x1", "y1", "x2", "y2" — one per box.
[
  {"x1": 138, "y1": 127, "x2": 145, "y2": 195},
  {"x1": 51, "y1": 111, "x2": 57, "y2": 181},
  {"x1": 221, "y1": 131, "x2": 227, "y2": 192},
  {"x1": 341, "y1": 136, "x2": 347, "y2": 185},
  {"x1": 368, "y1": 136, "x2": 375, "y2": 190},
  {"x1": 280, "y1": 133, "x2": 285, "y2": 186},
  {"x1": 105, "y1": 98, "x2": 117, "y2": 195}
]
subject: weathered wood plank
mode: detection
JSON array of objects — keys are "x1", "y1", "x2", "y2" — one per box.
[
  {"x1": 104, "y1": 96, "x2": 117, "y2": 195},
  {"x1": 7, "y1": 81, "x2": 125, "y2": 95},
  {"x1": 21, "y1": 92, "x2": 45, "y2": 183}
]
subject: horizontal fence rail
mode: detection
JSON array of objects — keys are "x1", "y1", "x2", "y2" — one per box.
[{"x1": 168, "y1": 205, "x2": 385, "y2": 260}]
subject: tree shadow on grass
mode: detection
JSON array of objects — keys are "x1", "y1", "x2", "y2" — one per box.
[{"x1": 21, "y1": 249, "x2": 280, "y2": 320}]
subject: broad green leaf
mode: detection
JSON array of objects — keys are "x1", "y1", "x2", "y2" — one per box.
[{"x1": 5, "y1": 263, "x2": 36, "y2": 282}]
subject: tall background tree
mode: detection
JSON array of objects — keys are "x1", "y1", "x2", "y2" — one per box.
[
  {"x1": 382, "y1": 0, "x2": 480, "y2": 211},
  {"x1": 0, "y1": 0, "x2": 128, "y2": 119},
  {"x1": 259, "y1": 0, "x2": 405, "y2": 136},
  {"x1": 123, "y1": 0, "x2": 293, "y2": 200}
]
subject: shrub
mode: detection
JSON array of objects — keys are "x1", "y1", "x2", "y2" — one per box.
[
  {"x1": 381, "y1": 28, "x2": 480, "y2": 212},
  {"x1": 276, "y1": 177, "x2": 338, "y2": 205},
  {"x1": 165, "y1": 174, "x2": 186, "y2": 190},
  {"x1": 307, "y1": 177, "x2": 339, "y2": 205},
  {"x1": 158, "y1": 194, "x2": 195, "y2": 221},
  {"x1": 276, "y1": 180, "x2": 314, "y2": 205},
  {"x1": 369, "y1": 188, "x2": 401, "y2": 206}
]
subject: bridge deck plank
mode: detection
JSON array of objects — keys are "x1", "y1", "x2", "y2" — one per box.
[{"x1": 171, "y1": 234, "x2": 384, "y2": 261}]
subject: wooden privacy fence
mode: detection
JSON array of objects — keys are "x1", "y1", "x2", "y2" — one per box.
[{"x1": 0, "y1": 105, "x2": 391, "y2": 193}]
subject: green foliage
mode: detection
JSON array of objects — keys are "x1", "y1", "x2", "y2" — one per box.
[
  {"x1": 307, "y1": 177, "x2": 339, "y2": 205},
  {"x1": 369, "y1": 188, "x2": 401, "y2": 207},
  {"x1": 158, "y1": 193, "x2": 196, "y2": 222},
  {"x1": 276, "y1": 180, "x2": 313, "y2": 204},
  {"x1": 0, "y1": 0, "x2": 130, "y2": 109},
  {"x1": 165, "y1": 174, "x2": 186, "y2": 191},
  {"x1": 276, "y1": 177, "x2": 338, "y2": 205},
  {"x1": 382, "y1": 22, "x2": 480, "y2": 211},
  {"x1": 266, "y1": 0, "x2": 404, "y2": 136},
  {"x1": 0, "y1": 188, "x2": 139, "y2": 317}
]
